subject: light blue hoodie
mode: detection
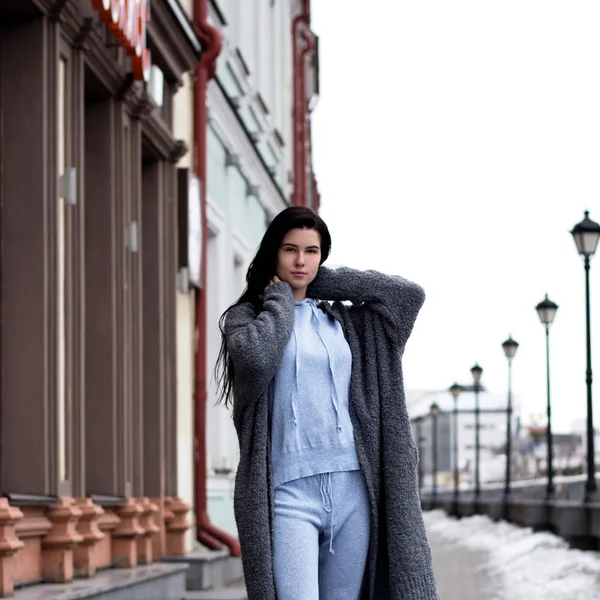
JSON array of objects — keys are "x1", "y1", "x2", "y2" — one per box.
[{"x1": 269, "y1": 298, "x2": 360, "y2": 487}]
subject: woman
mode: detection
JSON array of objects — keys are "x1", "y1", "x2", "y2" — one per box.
[{"x1": 216, "y1": 206, "x2": 438, "y2": 600}]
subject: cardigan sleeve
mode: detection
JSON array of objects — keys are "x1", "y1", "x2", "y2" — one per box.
[
  {"x1": 224, "y1": 281, "x2": 295, "y2": 390},
  {"x1": 308, "y1": 266, "x2": 426, "y2": 346}
]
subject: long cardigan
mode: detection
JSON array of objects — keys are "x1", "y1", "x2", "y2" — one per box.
[{"x1": 224, "y1": 267, "x2": 439, "y2": 600}]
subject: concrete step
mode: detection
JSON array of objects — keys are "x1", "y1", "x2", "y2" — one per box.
[
  {"x1": 165, "y1": 548, "x2": 243, "y2": 591},
  {"x1": 12, "y1": 563, "x2": 188, "y2": 600},
  {"x1": 182, "y1": 581, "x2": 247, "y2": 600}
]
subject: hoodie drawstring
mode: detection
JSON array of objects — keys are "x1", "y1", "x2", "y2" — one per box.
[
  {"x1": 309, "y1": 302, "x2": 342, "y2": 431},
  {"x1": 291, "y1": 328, "x2": 300, "y2": 426},
  {"x1": 290, "y1": 300, "x2": 343, "y2": 431}
]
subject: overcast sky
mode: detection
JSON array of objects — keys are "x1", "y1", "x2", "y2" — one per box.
[{"x1": 311, "y1": 1, "x2": 600, "y2": 432}]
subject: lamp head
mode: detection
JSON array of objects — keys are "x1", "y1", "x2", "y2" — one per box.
[
  {"x1": 471, "y1": 363, "x2": 483, "y2": 384},
  {"x1": 571, "y1": 210, "x2": 600, "y2": 258},
  {"x1": 502, "y1": 336, "x2": 519, "y2": 360}
]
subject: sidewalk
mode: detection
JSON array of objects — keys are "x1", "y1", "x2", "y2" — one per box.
[{"x1": 428, "y1": 530, "x2": 501, "y2": 600}]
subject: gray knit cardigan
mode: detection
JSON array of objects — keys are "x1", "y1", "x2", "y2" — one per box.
[{"x1": 224, "y1": 267, "x2": 439, "y2": 600}]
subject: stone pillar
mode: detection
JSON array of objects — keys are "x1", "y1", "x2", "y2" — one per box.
[
  {"x1": 151, "y1": 496, "x2": 169, "y2": 560},
  {"x1": 96, "y1": 510, "x2": 120, "y2": 570},
  {"x1": 136, "y1": 498, "x2": 160, "y2": 565},
  {"x1": 74, "y1": 499, "x2": 105, "y2": 577},
  {"x1": 165, "y1": 497, "x2": 191, "y2": 556},
  {"x1": 42, "y1": 498, "x2": 83, "y2": 583},
  {"x1": 111, "y1": 499, "x2": 144, "y2": 568},
  {"x1": 0, "y1": 499, "x2": 24, "y2": 596}
]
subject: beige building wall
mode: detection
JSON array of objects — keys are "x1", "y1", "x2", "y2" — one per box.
[
  {"x1": 174, "y1": 71, "x2": 197, "y2": 552},
  {"x1": 180, "y1": 0, "x2": 192, "y2": 19}
]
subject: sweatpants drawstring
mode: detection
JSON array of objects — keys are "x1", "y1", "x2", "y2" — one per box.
[{"x1": 320, "y1": 473, "x2": 335, "y2": 554}]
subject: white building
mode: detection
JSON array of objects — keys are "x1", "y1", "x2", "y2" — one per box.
[
  {"x1": 569, "y1": 418, "x2": 600, "y2": 472},
  {"x1": 408, "y1": 387, "x2": 522, "y2": 486},
  {"x1": 201, "y1": 0, "x2": 320, "y2": 536}
]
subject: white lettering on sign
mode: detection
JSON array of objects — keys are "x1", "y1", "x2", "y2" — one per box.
[{"x1": 91, "y1": 0, "x2": 151, "y2": 81}]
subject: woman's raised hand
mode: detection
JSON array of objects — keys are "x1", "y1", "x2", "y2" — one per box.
[{"x1": 265, "y1": 275, "x2": 282, "y2": 292}]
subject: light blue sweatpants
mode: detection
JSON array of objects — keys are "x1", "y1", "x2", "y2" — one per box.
[{"x1": 273, "y1": 470, "x2": 370, "y2": 600}]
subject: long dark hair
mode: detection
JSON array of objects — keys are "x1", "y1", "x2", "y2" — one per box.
[{"x1": 214, "y1": 206, "x2": 331, "y2": 407}]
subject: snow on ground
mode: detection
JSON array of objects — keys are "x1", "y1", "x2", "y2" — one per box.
[{"x1": 424, "y1": 510, "x2": 600, "y2": 600}]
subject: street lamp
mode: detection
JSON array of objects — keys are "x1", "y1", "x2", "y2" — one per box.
[
  {"x1": 502, "y1": 336, "x2": 519, "y2": 502},
  {"x1": 471, "y1": 363, "x2": 483, "y2": 499},
  {"x1": 571, "y1": 210, "x2": 600, "y2": 499},
  {"x1": 536, "y1": 295, "x2": 558, "y2": 498},
  {"x1": 415, "y1": 416, "x2": 425, "y2": 494},
  {"x1": 430, "y1": 403, "x2": 440, "y2": 498},
  {"x1": 449, "y1": 383, "x2": 462, "y2": 503}
]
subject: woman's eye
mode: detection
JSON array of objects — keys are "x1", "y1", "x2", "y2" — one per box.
[{"x1": 308, "y1": 249, "x2": 319, "y2": 254}]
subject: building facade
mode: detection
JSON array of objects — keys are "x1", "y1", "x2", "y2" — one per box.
[
  {"x1": 0, "y1": 0, "x2": 202, "y2": 595},
  {"x1": 409, "y1": 387, "x2": 523, "y2": 487},
  {"x1": 198, "y1": 0, "x2": 320, "y2": 537},
  {"x1": 0, "y1": 0, "x2": 321, "y2": 595}
]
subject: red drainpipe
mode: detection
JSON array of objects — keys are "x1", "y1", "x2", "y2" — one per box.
[
  {"x1": 313, "y1": 177, "x2": 321, "y2": 214},
  {"x1": 301, "y1": 31, "x2": 315, "y2": 208},
  {"x1": 292, "y1": 0, "x2": 314, "y2": 206},
  {"x1": 193, "y1": 0, "x2": 240, "y2": 557}
]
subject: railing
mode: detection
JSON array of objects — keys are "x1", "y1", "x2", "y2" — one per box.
[
  {"x1": 431, "y1": 472, "x2": 600, "y2": 502},
  {"x1": 421, "y1": 474, "x2": 600, "y2": 550}
]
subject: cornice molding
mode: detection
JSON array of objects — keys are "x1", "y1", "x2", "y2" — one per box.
[
  {"x1": 142, "y1": 108, "x2": 183, "y2": 161},
  {"x1": 73, "y1": 16, "x2": 95, "y2": 49},
  {"x1": 84, "y1": 26, "x2": 130, "y2": 96},
  {"x1": 169, "y1": 139, "x2": 188, "y2": 164},
  {"x1": 49, "y1": 0, "x2": 70, "y2": 20},
  {"x1": 129, "y1": 89, "x2": 157, "y2": 120}
]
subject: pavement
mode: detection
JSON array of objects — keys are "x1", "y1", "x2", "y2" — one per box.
[{"x1": 429, "y1": 530, "x2": 502, "y2": 600}]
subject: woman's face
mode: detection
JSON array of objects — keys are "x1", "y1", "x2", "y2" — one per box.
[{"x1": 277, "y1": 227, "x2": 321, "y2": 298}]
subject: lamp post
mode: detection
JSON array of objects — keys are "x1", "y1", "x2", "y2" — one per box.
[
  {"x1": 471, "y1": 364, "x2": 483, "y2": 499},
  {"x1": 501, "y1": 337, "x2": 519, "y2": 502},
  {"x1": 430, "y1": 403, "x2": 440, "y2": 499},
  {"x1": 415, "y1": 416, "x2": 424, "y2": 494},
  {"x1": 571, "y1": 210, "x2": 600, "y2": 499},
  {"x1": 449, "y1": 383, "x2": 462, "y2": 504},
  {"x1": 536, "y1": 295, "x2": 558, "y2": 498}
]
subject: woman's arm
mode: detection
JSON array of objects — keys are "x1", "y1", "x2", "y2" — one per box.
[
  {"x1": 224, "y1": 281, "x2": 295, "y2": 386},
  {"x1": 308, "y1": 266, "x2": 426, "y2": 345}
]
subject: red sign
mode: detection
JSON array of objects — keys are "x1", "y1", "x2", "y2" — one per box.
[{"x1": 92, "y1": 0, "x2": 151, "y2": 82}]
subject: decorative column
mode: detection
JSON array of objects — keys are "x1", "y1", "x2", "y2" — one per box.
[
  {"x1": 0, "y1": 499, "x2": 24, "y2": 596},
  {"x1": 111, "y1": 499, "x2": 144, "y2": 568},
  {"x1": 166, "y1": 497, "x2": 191, "y2": 556},
  {"x1": 42, "y1": 498, "x2": 83, "y2": 583},
  {"x1": 136, "y1": 498, "x2": 160, "y2": 565},
  {"x1": 74, "y1": 499, "x2": 105, "y2": 577}
]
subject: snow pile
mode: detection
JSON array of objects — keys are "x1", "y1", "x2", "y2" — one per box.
[{"x1": 424, "y1": 510, "x2": 600, "y2": 600}]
